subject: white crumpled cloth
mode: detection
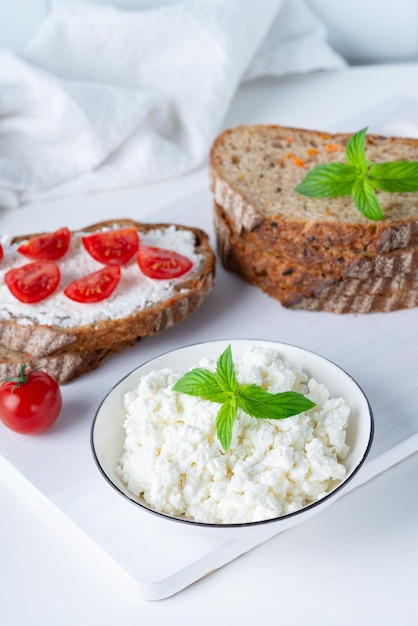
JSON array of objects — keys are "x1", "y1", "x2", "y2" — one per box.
[{"x1": 0, "y1": 0, "x2": 345, "y2": 209}]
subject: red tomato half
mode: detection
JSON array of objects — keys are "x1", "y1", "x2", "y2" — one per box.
[
  {"x1": 0, "y1": 243, "x2": 3, "y2": 262},
  {"x1": 64, "y1": 265, "x2": 121, "y2": 303},
  {"x1": 0, "y1": 364, "x2": 62, "y2": 435},
  {"x1": 5, "y1": 261, "x2": 61, "y2": 303},
  {"x1": 137, "y1": 246, "x2": 193, "y2": 279},
  {"x1": 82, "y1": 228, "x2": 139, "y2": 266},
  {"x1": 17, "y1": 227, "x2": 71, "y2": 261}
]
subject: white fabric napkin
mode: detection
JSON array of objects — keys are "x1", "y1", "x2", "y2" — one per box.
[{"x1": 0, "y1": 0, "x2": 345, "y2": 209}]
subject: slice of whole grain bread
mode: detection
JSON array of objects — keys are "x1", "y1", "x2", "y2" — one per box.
[
  {"x1": 0, "y1": 219, "x2": 215, "y2": 360},
  {"x1": 214, "y1": 204, "x2": 418, "y2": 313},
  {"x1": 215, "y1": 204, "x2": 418, "y2": 283},
  {"x1": 0, "y1": 341, "x2": 136, "y2": 385},
  {"x1": 209, "y1": 124, "x2": 418, "y2": 254},
  {"x1": 288, "y1": 274, "x2": 418, "y2": 314},
  {"x1": 215, "y1": 203, "x2": 418, "y2": 294}
]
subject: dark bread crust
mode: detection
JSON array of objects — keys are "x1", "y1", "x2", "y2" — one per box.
[
  {"x1": 214, "y1": 205, "x2": 418, "y2": 313},
  {"x1": 288, "y1": 276, "x2": 418, "y2": 314},
  {"x1": 221, "y1": 203, "x2": 418, "y2": 263},
  {"x1": 0, "y1": 219, "x2": 215, "y2": 361},
  {"x1": 215, "y1": 204, "x2": 418, "y2": 288},
  {"x1": 210, "y1": 124, "x2": 418, "y2": 254}
]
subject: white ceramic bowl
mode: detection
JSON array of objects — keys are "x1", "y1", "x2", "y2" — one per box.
[{"x1": 91, "y1": 339, "x2": 374, "y2": 539}]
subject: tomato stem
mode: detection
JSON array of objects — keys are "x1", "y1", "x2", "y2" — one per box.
[{"x1": 3, "y1": 363, "x2": 39, "y2": 391}]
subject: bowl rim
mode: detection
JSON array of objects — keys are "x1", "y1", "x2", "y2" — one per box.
[{"x1": 90, "y1": 338, "x2": 375, "y2": 529}]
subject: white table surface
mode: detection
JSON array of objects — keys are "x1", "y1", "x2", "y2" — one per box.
[{"x1": 1, "y1": 63, "x2": 418, "y2": 625}]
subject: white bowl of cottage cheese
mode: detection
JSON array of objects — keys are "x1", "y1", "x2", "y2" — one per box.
[{"x1": 91, "y1": 339, "x2": 373, "y2": 538}]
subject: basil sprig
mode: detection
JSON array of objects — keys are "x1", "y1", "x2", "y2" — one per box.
[
  {"x1": 172, "y1": 345, "x2": 315, "y2": 452},
  {"x1": 295, "y1": 128, "x2": 418, "y2": 221}
]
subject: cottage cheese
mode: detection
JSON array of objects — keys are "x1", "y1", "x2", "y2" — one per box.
[
  {"x1": 117, "y1": 345, "x2": 350, "y2": 524},
  {"x1": 0, "y1": 226, "x2": 202, "y2": 328}
]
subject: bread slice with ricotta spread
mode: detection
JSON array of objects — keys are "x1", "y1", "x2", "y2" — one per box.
[
  {"x1": 0, "y1": 219, "x2": 215, "y2": 379},
  {"x1": 209, "y1": 124, "x2": 418, "y2": 255}
]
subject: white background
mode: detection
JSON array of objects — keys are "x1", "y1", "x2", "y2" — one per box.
[{"x1": 1, "y1": 0, "x2": 418, "y2": 64}]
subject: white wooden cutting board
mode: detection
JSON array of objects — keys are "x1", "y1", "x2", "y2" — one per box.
[{"x1": 1, "y1": 182, "x2": 417, "y2": 599}]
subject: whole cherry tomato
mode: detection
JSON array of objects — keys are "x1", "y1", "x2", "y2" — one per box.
[
  {"x1": 17, "y1": 227, "x2": 71, "y2": 261},
  {"x1": 82, "y1": 228, "x2": 139, "y2": 266},
  {"x1": 0, "y1": 364, "x2": 62, "y2": 434},
  {"x1": 137, "y1": 246, "x2": 193, "y2": 279}
]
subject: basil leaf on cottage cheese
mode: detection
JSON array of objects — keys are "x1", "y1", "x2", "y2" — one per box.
[
  {"x1": 172, "y1": 367, "x2": 229, "y2": 403},
  {"x1": 215, "y1": 343, "x2": 239, "y2": 394},
  {"x1": 215, "y1": 396, "x2": 238, "y2": 453},
  {"x1": 238, "y1": 385, "x2": 315, "y2": 420},
  {"x1": 173, "y1": 344, "x2": 315, "y2": 451}
]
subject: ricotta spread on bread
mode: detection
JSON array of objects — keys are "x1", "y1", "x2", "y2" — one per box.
[
  {"x1": 0, "y1": 225, "x2": 203, "y2": 328},
  {"x1": 117, "y1": 345, "x2": 350, "y2": 524}
]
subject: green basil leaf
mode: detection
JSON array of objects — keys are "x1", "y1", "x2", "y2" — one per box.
[
  {"x1": 238, "y1": 385, "x2": 315, "y2": 420},
  {"x1": 351, "y1": 176, "x2": 384, "y2": 221},
  {"x1": 294, "y1": 127, "x2": 418, "y2": 221},
  {"x1": 216, "y1": 398, "x2": 238, "y2": 452},
  {"x1": 173, "y1": 368, "x2": 229, "y2": 403},
  {"x1": 368, "y1": 161, "x2": 418, "y2": 192},
  {"x1": 174, "y1": 346, "x2": 317, "y2": 453},
  {"x1": 295, "y1": 163, "x2": 357, "y2": 198},
  {"x1": 216, "y1": 344, "x2": 238, "y2": 394},
  {"x1": 345, "y1": 127, "x2": 368, "y2": 169}
]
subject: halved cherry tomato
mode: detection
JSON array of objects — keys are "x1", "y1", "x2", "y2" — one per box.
[
  {"x1": 137, "y1": 246, "x2": 193, "y2": 279},
  {"x1": 82, "y1": 228, "x2": 139, "y2": 266},
  {"x1": 0, "y1": 243, "x2": 3, "y2": 262},
  {"x1": 0, "y1": 363, "x2": 62, "y2": 435},
  {"x1": 5, "y1": 261, "x2": 60, "y2": 303},
  {"x1": 64, "y1": 265, "x2": 121, "y2": 303},
  {"x1": 17, "y1": 227, "x2": 71, "y2": 261}
]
